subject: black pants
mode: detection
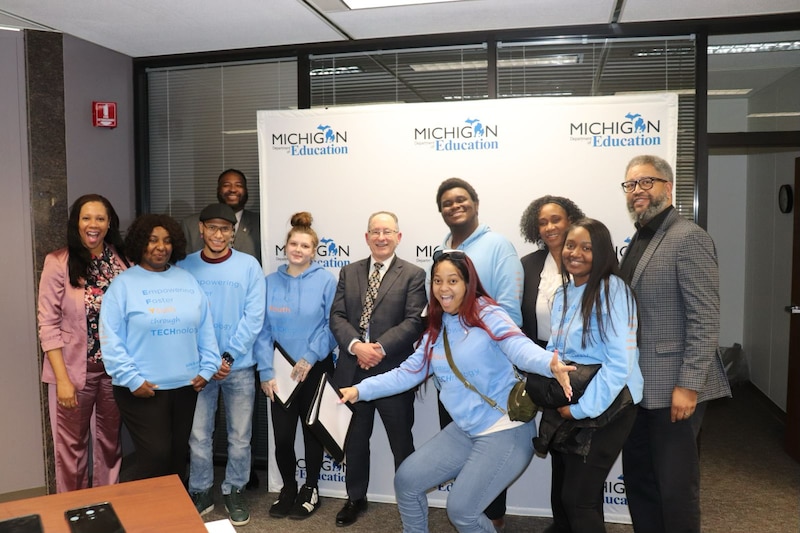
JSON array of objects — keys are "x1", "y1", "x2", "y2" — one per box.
[
  {"x1": 622, "y1": 402, "x2": 707, "y2": 533},
  {"x1": 549, "y1": 404, "x2": 637, "y2": 533},
  {"x1": 270, "y1": 355, "x2": 333, "y2": 490},
  {"x1": 438, "y1": 396, "x2": 506, "y2": 521},
  {"x1": 113, "y1": 385, "x2": 198, "y2": 481},
  {"x1": 345, "y1": 388, "x2": 415, "y2": 500}
]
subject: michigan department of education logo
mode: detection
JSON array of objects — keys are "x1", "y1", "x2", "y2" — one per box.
[
  {"x1": 414, "y1": 117, "x2": 499, "y2": 152},
  {"x1": 604, "y1": 474, "x2": 629, "y2": 506},
  {"x1": 569, "y1": 111, "x2": 662, "y2": 148},
  {"x1": 271, "y1": 124, "x2": 349, "y2": 156},
  {"x1": 274, "y1": 236, "x2": 351, "y2": 269}
]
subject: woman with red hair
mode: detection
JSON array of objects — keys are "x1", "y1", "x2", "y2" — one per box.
[{"x1": 339, "y1": 250, "x2": 573, "y2": 533}]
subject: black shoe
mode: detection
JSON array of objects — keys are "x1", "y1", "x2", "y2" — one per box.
[
  {"x1": 289, "y1": 484, "x2": 320, "y2": 520},
  {"x1": 335, "y1": 498, "x2": 368, "y2": 527},
  {"x1": 269, "y1": 485, "x2": 297, "y2": 518}
]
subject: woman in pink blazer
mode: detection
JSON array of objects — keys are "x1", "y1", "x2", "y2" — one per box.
[{"x1": 38, "y1": 194, "x2": 129, "y2": 492}]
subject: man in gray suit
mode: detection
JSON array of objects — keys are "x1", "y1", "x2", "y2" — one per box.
[
  {"x1": 330, "y1": 211, "x2": 426, "y2": 527},
  {"x1": 182, "y1": 169, "x2": 262, "y2": 264},
  {"x1": 619, "y1": 155, "x2": 731, "y2": 533}
]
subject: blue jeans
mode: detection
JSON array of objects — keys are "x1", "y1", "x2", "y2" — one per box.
[
  {"x1": 394, "y1": 420, "x2": 536, "y2": 533},
  {"x1": 189, "y1": 368, "x2": 255, "y2": 495}
]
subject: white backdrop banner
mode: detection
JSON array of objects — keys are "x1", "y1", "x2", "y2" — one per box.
[{"x1": 257, "y1": 94, "x2": 678, "y2": 523}]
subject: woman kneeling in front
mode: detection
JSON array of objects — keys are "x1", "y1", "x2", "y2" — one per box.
[{"x1": 339, "y1": 250, "x2": 574, "y2": 533}]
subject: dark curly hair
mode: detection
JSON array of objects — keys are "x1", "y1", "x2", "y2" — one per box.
[
  {"x1": 435, "y1": 177, "x2": 479, "y2": 212},
  {"x1": 124, "y1": 214, "x2": 187, "y2": 266},
  {"x1": 67, "y1": 194, "x2": 127, "y2": 288},
  {"x1": 519, "y1": 195, "x2": 585, "y2": 245}
]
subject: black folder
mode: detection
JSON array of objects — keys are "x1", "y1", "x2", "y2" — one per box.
[
  {"x1": 304, "y1": 372, "x2": 354, "y2": 463},
  {"x1": 272, "y1": 342, "x2": 304, "y2": 408}
]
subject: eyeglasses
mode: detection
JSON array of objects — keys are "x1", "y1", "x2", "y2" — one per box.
[
  {"x1": 368, "y1": 229, "x2": 399, "y2": 237},
  {"x1": 202, "y1": 222, "x2": 234, "y2": 235},
  {"x1": 432, "y1": 249, "x2": 467, "y2": 262},
  {"x1": 620, "y1": 177, "x2": 668, "y2": 193}
]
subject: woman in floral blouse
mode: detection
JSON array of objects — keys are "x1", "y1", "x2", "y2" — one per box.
[{"x1": 37, "y1": 194, "x2": 129, "y2": 492}]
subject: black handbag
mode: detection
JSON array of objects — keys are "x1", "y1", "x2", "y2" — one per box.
[{"x1": 524, "y1": 362, "x2": 601, "y2": 408}]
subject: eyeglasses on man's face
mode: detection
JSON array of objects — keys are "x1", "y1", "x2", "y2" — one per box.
[
  {"x1": 620, "y1": 177, "x2": 668, "y2": 193},
  {"x1": 203, "y1": 222, "x2": 234, "y2": 235},
  {"x1": 368, "y1": 229, "x2": 399, "y2": 237},
  {"x1": 432, "y1": 249, "x2": 467, "y2": 262}
]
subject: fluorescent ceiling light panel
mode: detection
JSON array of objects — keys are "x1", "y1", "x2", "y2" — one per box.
[
  {"x1": 747, "y1": 112, "x2": 800, "y2": 118},
  {"x1": 410, "y1": 54, "x2": 581, "y2": 72},
  {"x1": 708, "y1": 41, "x2": 800, "y2": 54},
  {"x1": 343, "y1": 0, "x2": 462, "y2": 8},
  {"x1": 708, "y1": 89, "x2": 752, "y2": 96},
  {"x1": 309, "y1": 65, "x2": 363, "y2": 76},
  {"x1": 615, "y1": 89, "x2": 751, "y2": 96}
]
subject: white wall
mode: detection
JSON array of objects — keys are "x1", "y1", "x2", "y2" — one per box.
[
  {"x1": 63, "y1": 34, "x2": 135, "y2": 229},
  {"x1": 708, "y1": 98, "x2": 748, "y2": 349},
  {"x1": 708, "y1": 154, "x2": 747, "y2": 348},
  {"x1": 0, "y1": 29, "x2": 46, "y2": 495},
  {"x1": 708, "y1": 81, "x2": 799, "y2": 411},
  {"x1": 744, "y1": 151, "x2": 797, "y2": 410}
]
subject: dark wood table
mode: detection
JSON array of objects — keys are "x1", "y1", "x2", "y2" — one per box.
[{"x1": 0, "y1": 475, "x2": 207, "y2": 532}]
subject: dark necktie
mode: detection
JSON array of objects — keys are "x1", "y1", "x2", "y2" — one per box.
[{"x1": 359, "y1": 262, "x2": 384, "y2": 339}]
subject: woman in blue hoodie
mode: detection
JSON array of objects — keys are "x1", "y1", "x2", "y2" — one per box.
[
  {"x1": 255, "y1": 212, "x2": 337, "y2": 520},
  {"x1": 339, "y1": 251, "x2": 574, "y2": 533}
]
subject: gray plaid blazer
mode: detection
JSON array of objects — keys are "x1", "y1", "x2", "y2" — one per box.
[{"x1": 621, "y1": 208, "x2": 731, "y2": 409}]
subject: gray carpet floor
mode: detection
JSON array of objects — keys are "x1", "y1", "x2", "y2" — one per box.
[{"x1": 128, "y1": 382, "x2": 800, "y2": 532}]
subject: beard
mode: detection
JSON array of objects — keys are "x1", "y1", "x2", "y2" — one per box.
[
  {"x1": 217, "y1": 190, "x2": 248, "y2": 211},
  {"x1": 627, "y1": 189, "x2": 669, "y2": 225}
]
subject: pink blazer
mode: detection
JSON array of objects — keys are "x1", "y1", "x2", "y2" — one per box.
[{"x1": 38, "y1": 247, "x2": 128, "y2": 389}]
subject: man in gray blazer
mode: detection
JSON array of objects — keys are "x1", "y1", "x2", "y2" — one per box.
[
  {"x1": 330, "y1": 211, "x2": 427, "y2": 527},
  {"x1": 618, "y1": 155, "x2": 731, "y2": 533},
  {"x1": 181, "y1": 168, "x2": 262, "y2": 264}
]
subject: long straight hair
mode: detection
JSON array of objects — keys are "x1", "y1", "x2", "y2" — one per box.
[{"x1": 558, "y1": 218, "x2": 636, "y2": 348}]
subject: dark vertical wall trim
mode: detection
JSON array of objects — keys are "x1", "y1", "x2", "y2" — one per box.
[
  {"x1": 24, "y1": 29, "x2": 67, "y2": 495},
  {"x1": 134, "y1": 63, "x2": 150, "y2": 214},
  {"x1": 486, "y1": 38, "x2": 497, "y2": 99},
  {"x1": 298, "y1": 53, "x2": 311, "y2": 109},
  {"x1": 695, "y1": 32, "x2": 709, "y2": 229}
]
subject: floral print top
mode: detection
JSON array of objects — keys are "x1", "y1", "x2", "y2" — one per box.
[{"x1": 85, "y1": 245, "x2": 124, "y2": 362}]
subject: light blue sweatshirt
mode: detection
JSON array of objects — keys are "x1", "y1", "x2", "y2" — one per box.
[
  {"x1": 356, "y1": 300, "x2": 554, "y2": 436},
  {"x1": 253, "y1": 262, "x2": 337, "y2": 382},
  {"x1": 177, "y1": 249, "x2": 267, "y2": 372},
  {"x1": 100, "y1": 265, "x2": 220, "y2": 391},
  {"x1": 547, "y1": 275, "x2": 643, "y2": 420},
  {"x1": 439, "y1": 224, "x2": 523, "y2": 326}
]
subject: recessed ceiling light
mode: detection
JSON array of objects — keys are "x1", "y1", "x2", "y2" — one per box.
[{"x1": 343, "y1": 0, "x2": 462, "y2": 9}]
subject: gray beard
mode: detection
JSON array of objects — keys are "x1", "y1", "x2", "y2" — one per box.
[{"x1": 628, "y1": 192, "x2": 669, "y2": 225}]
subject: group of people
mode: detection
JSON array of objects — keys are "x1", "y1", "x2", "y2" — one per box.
[{"x1": 37, "y1": 155, "x2": 730, "y2": 533}]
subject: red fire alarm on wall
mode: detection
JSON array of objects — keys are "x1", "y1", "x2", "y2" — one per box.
[{"x1": 92, "y1": 101, "x2": 117, "y2": 128}]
